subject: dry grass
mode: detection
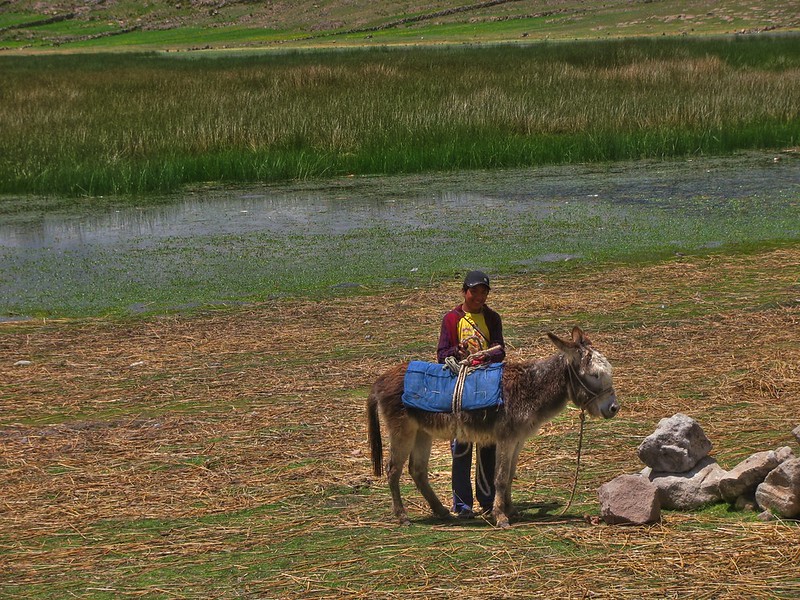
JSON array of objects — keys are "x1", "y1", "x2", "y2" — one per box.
[{"x1": 1, "y1": 247, "x2": 799, "y2": 598}]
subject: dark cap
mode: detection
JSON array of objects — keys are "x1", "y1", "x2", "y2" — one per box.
[{"x1": 463, "y1": 270, "x2": 491, "y2": 290}]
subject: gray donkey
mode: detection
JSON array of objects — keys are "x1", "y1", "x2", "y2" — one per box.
[{"x1": 367, "y1": 327, "x2": 619, "y2": 527}]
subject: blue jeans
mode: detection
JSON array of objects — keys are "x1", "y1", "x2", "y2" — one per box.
[{"x1": 451, "y1": 440, "x2": 496, "y2": 513}]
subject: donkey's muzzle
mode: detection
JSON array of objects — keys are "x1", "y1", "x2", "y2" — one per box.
[{"x1": 600, "y1": 392, "x2": 619, "y2": 419}]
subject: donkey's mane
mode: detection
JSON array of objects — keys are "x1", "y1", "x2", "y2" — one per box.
[{"x1": 502, "y1": 353, "x2": 569, "y2": 411}]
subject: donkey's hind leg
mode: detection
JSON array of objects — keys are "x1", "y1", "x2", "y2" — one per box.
[
  {"x1": 386, "y1": 428, "x2": 416, "y2": 525},
  {"x1": 409, "y1": 431, "x2": 451, "y2": 519}
]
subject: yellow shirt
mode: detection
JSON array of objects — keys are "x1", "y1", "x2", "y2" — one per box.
[{"x1": 457, "y1": 310, "x2": 490, "y2": 355}]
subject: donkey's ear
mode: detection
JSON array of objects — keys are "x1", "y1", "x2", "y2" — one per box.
[
  {"x1": 547, "y1": 331, "x2": 577, "y2": 354},
  {"x1": 571, "y1": 326, "x2": 592, "y2": 347}
]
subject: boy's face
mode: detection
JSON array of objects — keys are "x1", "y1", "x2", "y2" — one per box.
[{"x1": 463, "y1": 284, "x2": 489, "y2": 313}]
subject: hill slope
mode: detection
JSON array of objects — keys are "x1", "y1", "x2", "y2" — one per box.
[{"x1": 1, "y1": 0, "x2": 798, "y2": 52}]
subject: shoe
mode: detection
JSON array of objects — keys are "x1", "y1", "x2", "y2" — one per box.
[{"x1": 455, "y1": 508, "x2": 475, "y2": 519}]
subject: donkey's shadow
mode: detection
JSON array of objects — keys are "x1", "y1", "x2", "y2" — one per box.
[{"x1": 420, "y1": 500, "x2": 586, "y2": 527}]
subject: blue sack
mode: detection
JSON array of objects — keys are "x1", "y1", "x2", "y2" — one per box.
[{"x1": 401, "y1": 360, "x2": 504, "y2": 413}]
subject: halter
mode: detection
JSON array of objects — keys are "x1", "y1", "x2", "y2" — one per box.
[{"x1": 566, "y1": 360, "x2": 615, "y2": 411}]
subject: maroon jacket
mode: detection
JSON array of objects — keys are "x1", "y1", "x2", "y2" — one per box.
[{"x1": 436, "y1": 304, "x2": 505, "y2": 364}]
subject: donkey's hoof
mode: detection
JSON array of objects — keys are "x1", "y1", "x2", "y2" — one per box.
[
  {"x1": 398, "y1": 516, "x2": 412, "y2": 526},
  {"x1": 496, "y1": 517, "x2": 511, "y2": 529},
  {"x1": 434, "y1": 506, "x2": 452, "y2": 520}
]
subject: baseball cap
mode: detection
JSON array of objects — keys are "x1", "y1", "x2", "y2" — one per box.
[{"x1": 463, "y1": 270, "x2": 491, "y2": 289}]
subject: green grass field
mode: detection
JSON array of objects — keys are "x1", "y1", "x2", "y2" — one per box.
[{"x1": 1, "y1": 36, "x2": 798, "y2": 197}]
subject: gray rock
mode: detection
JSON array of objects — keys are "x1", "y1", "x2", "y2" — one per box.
[
  {"x1": 645, "y1": 456, "x2": 725, "y2": 510},
  {"x1": 637, "y1": 413, "x2": 712, "y2": 472},
  {"x1": 793, "y1": 424, "x2": 800, "y2": 445},
  {"x1": 776, "y1": 446, "x2": 796, "y2": 464},
  {"x1": 734, "y1": 494, "x2": 759, "y2": 512},
  {"x1": 718, "y1": 450, "x2": 780, "y2": 503},
  {"x1": 599, "y1": 474, "x2": 661, "y2": 525},
  {"x1": 757, "y1": 510, "x2": 775, "y2": 521},
  {"x1": 755, "y1": 458, "x2": 800, "y2": 518}
]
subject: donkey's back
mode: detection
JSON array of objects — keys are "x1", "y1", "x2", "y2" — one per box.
[{"x1": 369, "y1": 362, "x2": 503, "y2": 461}]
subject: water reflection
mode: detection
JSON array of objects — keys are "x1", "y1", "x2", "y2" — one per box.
[
  {"x1": 1, "y1": 154, "x2": 797, "y2": 251},
  {"x1": 1, "y1": 189, "x2": 509, "y2": 250}
]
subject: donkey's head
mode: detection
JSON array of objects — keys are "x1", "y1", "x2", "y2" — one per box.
[{"x1": 547, "y1": 326, "x2": 619, "y2": 419}]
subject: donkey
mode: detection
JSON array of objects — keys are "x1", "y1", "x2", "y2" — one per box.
[{"x1": 367, "y1": 326, "x2": 618, "y2": 528}]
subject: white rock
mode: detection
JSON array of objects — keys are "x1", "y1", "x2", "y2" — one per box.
[
  {"x1": 637, "y1": 413, "x2": 712, "y2": 472},
  {"x1": 775, "y1": 446, "x2": 796, "y2": 463},
  {"x1": 646, "y1": 456, "x2": 725, "y2": 510}
]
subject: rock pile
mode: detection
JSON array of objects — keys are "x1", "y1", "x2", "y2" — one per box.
[{"x1": 598, "y1": 413, "x2": 800, "y2": 525}]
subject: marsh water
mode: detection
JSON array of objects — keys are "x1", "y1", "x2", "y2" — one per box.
[{"x1": 1, "y1": 152, "x2": 798, "y2": 318}]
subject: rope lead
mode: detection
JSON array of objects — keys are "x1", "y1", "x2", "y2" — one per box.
[{"x1": 558, "y1": 407, "x2": 586, "y2": 516}]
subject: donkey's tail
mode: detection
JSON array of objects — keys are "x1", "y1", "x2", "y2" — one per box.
[{"x1": 367, "y1": 389, "x2": 384, "y2": 477}]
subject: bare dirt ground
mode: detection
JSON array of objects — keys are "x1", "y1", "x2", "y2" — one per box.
[{"x1": 1, "y1": 246, "x2": 799, "y2": 597}]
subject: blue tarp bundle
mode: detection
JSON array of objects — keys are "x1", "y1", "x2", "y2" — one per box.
[{"x1": 401, "y1": 360, "x2": 504, "y2": 413}]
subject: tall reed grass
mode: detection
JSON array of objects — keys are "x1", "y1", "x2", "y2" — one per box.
[{"x1": 1, "y1": 36, "x2": 798, "y2": 196}]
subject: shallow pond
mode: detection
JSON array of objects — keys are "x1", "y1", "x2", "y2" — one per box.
[{"x1": 1, "y1": 152, "x2": 798, "y2": 318}]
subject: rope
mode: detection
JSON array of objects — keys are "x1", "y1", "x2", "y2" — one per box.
[
  {"x1": 556, "y1": 360, "x2": 614, "y2": 516},
  {"x1": 448, "y1": 344, "x2": 501, "y2": 413},
  {"x1": 451, "y1": 363, "x2": 469, "y2": 413},
  {"x1": 555, "y1": 360, "x2": 608, "y2": 516},
  {"x1": 557, "y1": 407, "x2": 586, "y2": 516}
]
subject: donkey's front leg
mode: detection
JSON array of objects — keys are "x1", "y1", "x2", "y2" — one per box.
[
  {"x1": 504, "y1": 438, "x2": 526, "y2": 513},
  {"x1": 492, "y1": 440, "x2": 517, "y2": 528}
]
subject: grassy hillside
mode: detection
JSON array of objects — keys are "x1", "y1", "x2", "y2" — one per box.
[{"x1": 1, "y1": 0, "x2": 799, "y2": 52}]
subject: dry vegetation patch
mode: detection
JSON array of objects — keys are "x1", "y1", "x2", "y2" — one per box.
[{"x1": 1, "y1": 247, "x2": 799, "y2": 596}]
